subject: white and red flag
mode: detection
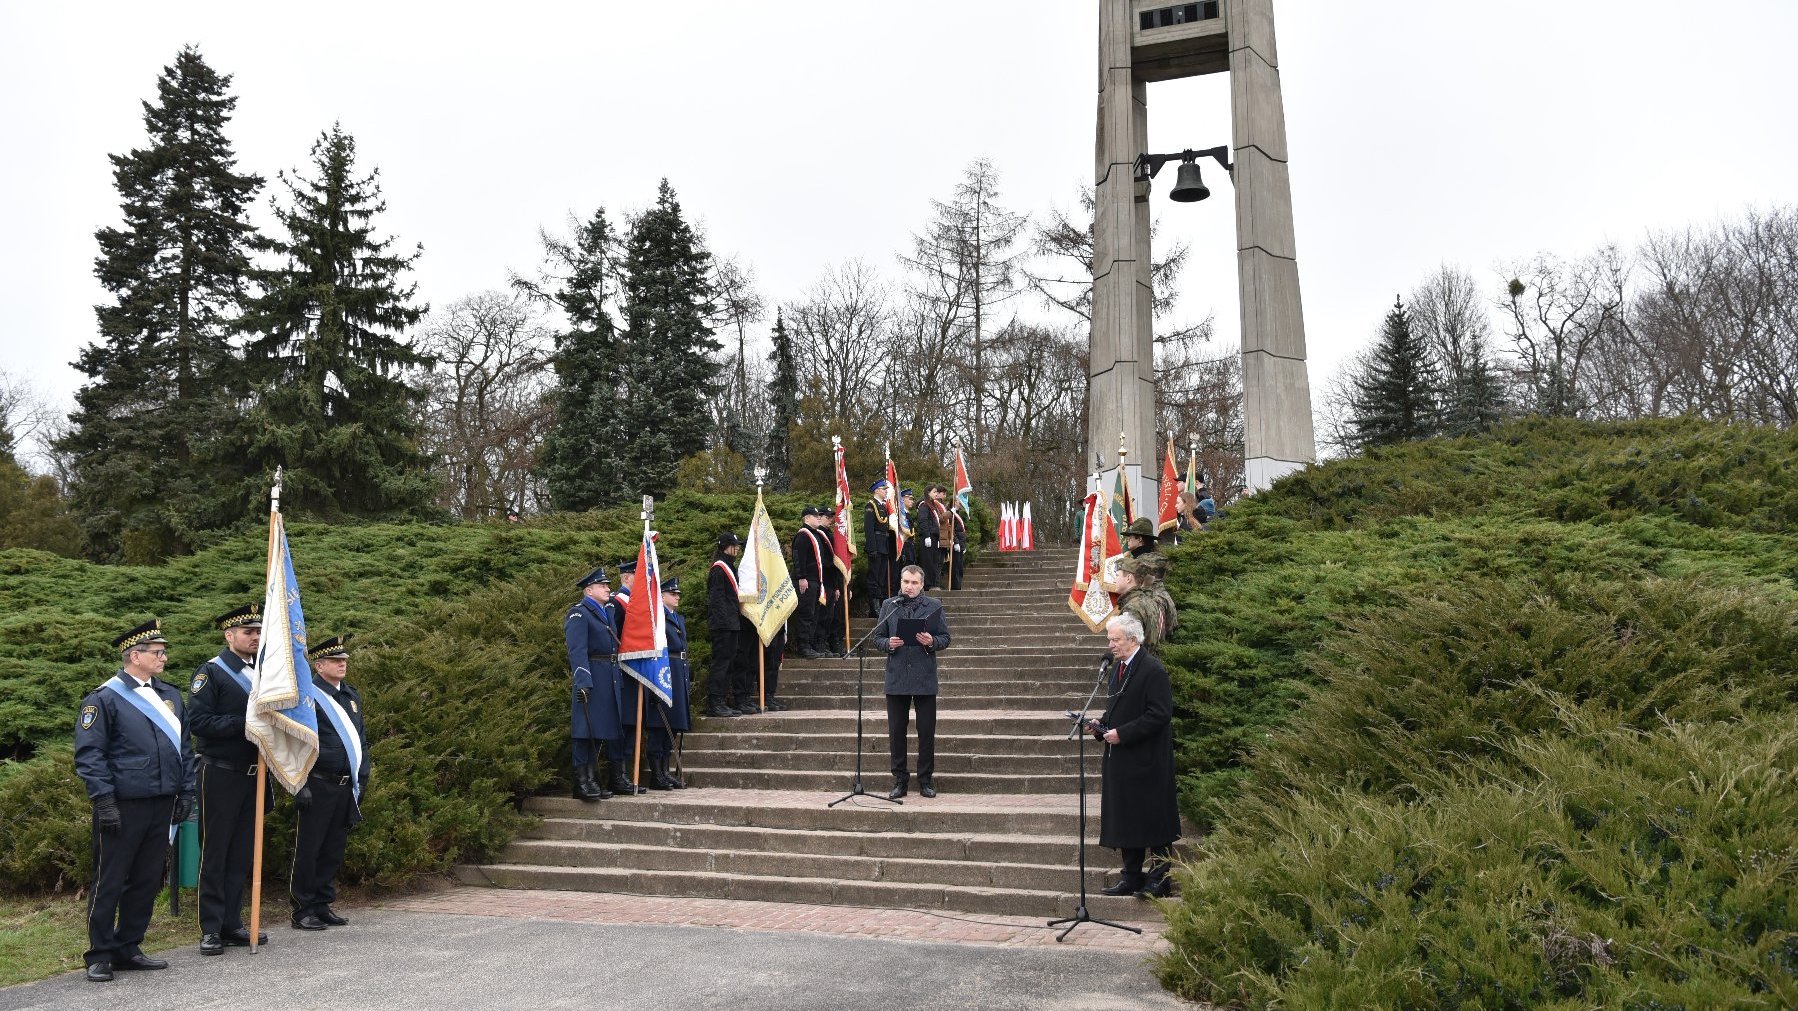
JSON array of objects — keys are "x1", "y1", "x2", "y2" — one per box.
[
  {"x1": 1068, "y1": 490, "x2": 1117, "y2": 632},
  {"x1": 831, "y1": 438, "x2": 856, "y2": 581}
]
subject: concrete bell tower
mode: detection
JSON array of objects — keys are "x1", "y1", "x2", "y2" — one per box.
[{"x1": 1090, "y1": 0, "x2": 1314, "y2": 495}]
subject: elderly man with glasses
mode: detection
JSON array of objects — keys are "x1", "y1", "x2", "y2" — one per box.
[{"x1": 73, "y1": 619, "x2": 196, "y2": 982}]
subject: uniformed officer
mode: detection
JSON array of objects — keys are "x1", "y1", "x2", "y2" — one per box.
[
  {"x1": 1122, "y1": 517, "x2": 1160, "y2": 558},
  {"x1": 791, "y1": 506, "x2": 827, "y2": 659},
  {"x1": 917, "y1": 485, "x2": 951, "y2": 590},
  {"x1": 189, "y1": 604, "x2": 271, "y2": 955},
  {"x1": 605, "y1": 559, "x2": 644, "y2": 791},
  {"x1": 566, "y1": 567, "x2": 625, "y2": 800},
  {"x1": 74, "y1": 619, "x2": 195, "y2": 982},
  {"x1": 897, "y1": 488, "x2": 919, "y2": 569},
  {"x1": 949, "y1": 506, "x2": 968, "y2": 590},
  {"x1": 654, "y1": 577, "x2": 693, "y2": 789},
  {"x1": 863, "y1": 481, "x2": 896, "y2": 614},
  {"x1": 290, "y1": 635, "x2": 368, "y2": 930},
  {"x1": 815, "y1": 505, "x2": 848, "y2": 657},
  {"x1": 706, "y1": 533, "x2": 762, "y2": 716}
]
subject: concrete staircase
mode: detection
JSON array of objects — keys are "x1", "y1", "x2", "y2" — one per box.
[{"x1": 455, "y1": 547, "x2": 1153, "y2": 921}]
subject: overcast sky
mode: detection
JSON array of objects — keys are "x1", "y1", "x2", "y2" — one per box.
[{"x1": 5, "y1": 0, "x2": 1797, "y2": 430}]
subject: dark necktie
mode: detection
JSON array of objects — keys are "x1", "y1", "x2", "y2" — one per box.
[{"x1": 1114, "y1": 658, "x2": 1127, "y2": 686}]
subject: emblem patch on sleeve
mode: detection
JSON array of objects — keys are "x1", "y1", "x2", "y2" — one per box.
[
  {"x1": 80, "y1": 705, "x2": 98, "y2": 730},
  {"x1": 191, "y1": 671, "x2": 208, "y2": 693}
]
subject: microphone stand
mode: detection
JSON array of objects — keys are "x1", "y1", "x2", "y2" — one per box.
[
  {"x1": 828, "y1": 599, "x2": 903, "y2": 808},
  {"x1": 1048, "y1": 655, "x2": 1142, "y2": 941}
]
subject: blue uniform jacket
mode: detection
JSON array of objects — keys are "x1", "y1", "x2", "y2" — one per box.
[
  {"x1": 311, "y1": 675, "x2": 371, "y2": 794},
  {"x1": 188, "y1": 650, "x2": 259, "y2": 764},
  {"x1": 664, "y1": 609, "x2": 693, "y2": 732},
  {"x1": 566, "y1": 597, "x2": 623, "y2": 741},
  {"x1": 74, "y1": 672, "x2": 196, "y2": 801}
]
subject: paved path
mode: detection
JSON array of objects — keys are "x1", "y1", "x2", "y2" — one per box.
[{"x1": 0, "y1": 889, "x2": 1191, "y2": 1011}]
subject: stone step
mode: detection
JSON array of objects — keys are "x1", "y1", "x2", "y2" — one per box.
[
  {"x1": 522, "y1": 791, "x2": 1088, "y2": 836},
  {"x1": 771, "y1": 693, "x2": 1090, "y2": 711},
  {"x1": 775, "y1": 678, "x2": 1095, "y2": 696},
  {"x1": 682, "y1": 766, "x2": 1077, "y2": 794},
  {"x1": 528, "y1": 817, "x2": 1084, "y2": 866},
  {"x1": 688, "y1": 711, "x2": 1074, "y2": 736},
  {"x1": 681, "y1": 748, "x2": 1080, "y2": 776},
  {"x1": 454, "y1": 863, "x2": 1150, "y2": 921},
  {"x1": 678, "y1": 732, "x2": 1086, "y2": 757},
  {"x1": 494, "y1": 839, "x2": 1110, "y2": 892}
]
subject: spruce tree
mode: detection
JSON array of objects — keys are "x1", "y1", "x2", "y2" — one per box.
[
  {"x1": 59, "y1": 46, "x2": 263, "y2": 561},
  {"x1": 1350, "y1": 296, "x2": 1441, "y2": 448},
  {"x1": 533, "y1": 208, "x2": 628, "y2": 511},
  {"x1": 615, "y1": 179, "x2": 721, "y2": 497},
  {"x1": 1440, "y1": 342, "x2": 1508, "y2": 437},
  {"x1": 764, "y1": 309, "x2": 797, "y2": 490},
  {"x1": 236, "y1": 125, "x2": 434, "y2": 518}
]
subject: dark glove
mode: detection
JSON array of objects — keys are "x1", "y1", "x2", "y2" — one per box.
[
  {"x1": 172, "y1": 794, "x2": 194, "y2": 824},
  {"x1": 93, "y1": 795, "x2": 123, "y2": 836},
  {"x1": 295, "y1": 785, "x2": 313, "y2": 811},
  {"x1": 576, "y1": 687, "x2": 590, "y2": 703}
]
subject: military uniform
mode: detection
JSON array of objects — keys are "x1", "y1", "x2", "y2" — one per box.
[
  {"x1": 656, "y1": 583, "x2": 694, "y2": 788},
  {"x1": 815, "y1": 509, "x2": 847, "y2": 656},
  {"x1": 790, "y1": 509, "x2": 827, "y2": 658},
  {"x1": 604, "y1": 561, "x2": 645, "y2": 794},
  {"x1": 290, "y1": 635, "x2": 368, "y2": 930},
  {"x1": 917, "y1": 494, "x2": 950, "y2": 590},
  {"x1": 567, "y1": 567, "x2": 626, "y2": 798},
  {"x1": 949, "y1": 508, "x2": 968, "y2": 590},
  {"x1": 706, "y1": 534, "x2": 758, "y2": 716},
  {"x1": 863, "y1": 484, "x2": 896, "y2": 615},
  {"x1": 74, "y1": 620, "x2": 195, "y2": 979},
  {"x1": 897, "y1": 491, "x2": 919, "y2": 568},
  {"x1": 188, "y1": 604, "x2": 270, "y2": 953}
]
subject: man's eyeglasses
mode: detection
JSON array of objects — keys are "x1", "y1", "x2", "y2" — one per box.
[{"x1": 135, "y1": 649, "x2": 169, "y2": 659}]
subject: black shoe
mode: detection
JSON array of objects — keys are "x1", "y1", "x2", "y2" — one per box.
[
  {"x1": 1100, "y1": 878, "x2": 1146, "y2": 897},
  {"x1": 765, "y1": 698, "x2": 789, "y2": 712},
  {"x1": 919, "y1": 783, "x2": 937, "y2": 798},
  {"x1": 610, "y1": 769, "x2": 646, "y2": 796},
  {"x1": 645, "y1": 755, "x2": 673, "y2": 791},
  {"x1": 200, "y1": 933, "x2": 225, "y2": 955},
  {"x1": 291, "y1": 914, "x2": 328, "y2": 931},
  {"x1": 887, "y1": 780, "x2": 908, "y2": 800},
  {"x1": 735, "y1": 702, "x2": 763, "y2": 716},
  {"x1": 112, "y1": 954, "x2": 168, "y2": 970},
  {"x1": 86, "y1": 962, "x2": 112, "y2": 982},
  {"x1": 800, "y1": 649, "x2": 824, "y2": 660},
  {"x1": 222, "y1": 927, "x2": 267, "y2": 946},
  {"x1": 1135, "y1": 877, "x2": 1175, "y2": 899},
  {"x1": 704, "y1": 702, "x2": 737, "y2": 718},
  {"x1": 317, "y1": 907, "x2": 349, "y2": 926}
]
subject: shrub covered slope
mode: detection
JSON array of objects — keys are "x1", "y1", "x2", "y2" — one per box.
[{"x1": 1155, "y1": 417, "x2": 1798, "y2": 1007}]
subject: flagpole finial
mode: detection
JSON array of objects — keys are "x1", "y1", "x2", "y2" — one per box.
[
  {"x1": 1118, "y1": 431, "x2": 1129, "y2": 465},
  {"x1": 271, "y1": 466, "x2": 284, "y2": 513},
  {"x1": 884, "y1": 441, "x2": 891, "y2": 460},
  {"x1": 831, "y1": 434, "x2": 841, "y2": 450},
  {"x1": 753, "y1": 463, "x2": 767, "y2": 488},
  {"x1": 1189, "y1": 432, "x2": 1199, "y2": 455},
  {"x1": 641, "y1": 494, "x2": 655, "y2": 524}
]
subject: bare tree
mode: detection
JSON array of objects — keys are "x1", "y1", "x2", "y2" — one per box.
[
  {"x1": 710, "y1": 255, "x2": 767, "y2": 432},
  {"x1": 415, "y1": 291, "x2": 555, "y2": 518},
  {"x1": 0, "y1": 371, "x2": 68, "y2": 481},
  {"x1": 1410, "y1": 265, "x2": 1507, "y2": 435},
  {"x1": 1500, "y1": 247, "x2": 1628, "y2": 418},
  {"x1": 784, "y1": 259, "x2": 893, "y2": 429}
]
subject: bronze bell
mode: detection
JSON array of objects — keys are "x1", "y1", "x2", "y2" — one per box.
[{"x1": 1169, "y1": 160, "x2": 1210, "y2": 202}]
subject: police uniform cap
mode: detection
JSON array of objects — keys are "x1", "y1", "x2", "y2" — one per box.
[
  {"x1": 214, "y1": 603, "x2": 263, "y2": 630},
  {"x1": 577, "y1": 565, "x2": 610, "y2": 588},
  {"x1": 306, "y1": 634, "x2": 353, "y2": 661},
  {"x1": 900, "y1": 488, "x2": 915, "y2": 499},
  {"x1": 869, "y1": 479, "x2": 889, "y2": 492},
  {"x1": 113, "y1": 619, "x2": 167, "y2": 652},
  {"x1": 618, "y1": 560, "x2": 639, "y2": 575},
  {"x1": 661, "y1": 577, "x2": 682, "y2": 595}
]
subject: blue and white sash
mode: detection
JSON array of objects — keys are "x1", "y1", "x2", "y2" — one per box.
[
  {"x1": 312, "y1": 684, "x2": 363, "y2": 801},
  {"x1": 102, "y1": 678, "x2": 183, "y2": 757},
  {"x1": 213, "y1": 653, "x2": 253, "y2": 694}
]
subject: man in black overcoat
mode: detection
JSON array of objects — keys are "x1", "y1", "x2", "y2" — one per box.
[
  {"x1": 873, "y1": 565, "x2": 952, "y2": 799},
  {"x1": 790, "y1": 507, "x2": 827, "y2": 659},
  {"x1": 862, "y1": 480, "x2": 896, "y2": 615},
  {"x1": 1093, "y1": 612, "x2": 1180, "y2": 898},
  {"x1": 188, "y1": 604, "x2": 271, "y2": 954}
]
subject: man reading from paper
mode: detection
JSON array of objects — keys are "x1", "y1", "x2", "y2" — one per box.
[{"x1": 874, "y1": 565, "x2": 951, "y2": 799}]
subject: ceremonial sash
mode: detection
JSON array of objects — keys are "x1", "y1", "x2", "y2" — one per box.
[
  {"x1": 711, "y1": 559, "x2": 740, "y2": 594},
  {"x1": 803, "y1": 529, "x2": 825, "y2": 581},
  {"x1": 103, "y1": 678, "x2": 183, "y2": 757},
  {"x1": 213, "y1": 653, "x2": 253, "y2": 694},
  {"x1": 312, "y1": 684, "x2": 364, "y2": 801}
]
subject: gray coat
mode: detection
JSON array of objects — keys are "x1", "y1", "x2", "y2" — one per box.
[{"x1": 874, "y1": 593, "x2": 951, "y2": 695}]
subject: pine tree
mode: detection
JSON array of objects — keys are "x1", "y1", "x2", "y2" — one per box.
[
  {"x1": 764, "y1": 309, "x2": 798, "y2": 490},
  {"x1": 1351, "y1": 296, "x2": 1441, "y2": 448},
  {"x1": 58, "y1": 46, "x2": 263, "y2": 561},
  {"x1": 532, "y1": 207, "x2": 629, "y2": 512},
  {"x1": 614, "y1": 179, "x2": 721, "y2": 497},
  {"x1": 236, "y1": 125, "x2": 434, "y2": 518},
  {"x1": 1440, "y1": 341, "x2": 1508, "y2": 437}
]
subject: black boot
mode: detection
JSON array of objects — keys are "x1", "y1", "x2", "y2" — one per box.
[
  {"x1": 610, "y1": 764, "x2": 646, "y2": 796},
  {"x1": 571, "y1": 764, "x2": 604, "y2": 802},
  {"x1": 646, "y1": 754, "x2": 673, "y2": 791},
  {"x1": 704, "y1": 698, "x2": 737, "y2": 718}
]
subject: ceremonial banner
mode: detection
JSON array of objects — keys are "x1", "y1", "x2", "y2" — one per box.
[
  {"x1": 737, "y1": 488, "x2": 798, "y2": 646},
  {"x1": 248, "y1": 508, "x2": 320, "y2": 793},
  {"x1": 997, "y1": 503, "x2": 1012, "y2": 551},
  {"x1": 618, "y1": 523, "x2": 673, "y2": 706},
  {"x1": 1068, "y1": 491, "x2": 1117, "y2": 632},
  {"x1": 952, "y1": 448, "x2": 973, "y2": 514},
  {"x1": 885, "y1": 456, "x2": 905, "y2": 560},
  {"x1": 1021, "y1": 502, "x2": 1035, "y2": 551},
  {"x1": 831, "y1": 441, "x2": 856, "y2": 580},
  {"x1": 1185, "y1": 445, "x2": 1201, "y2": 498},
  {"x1": 1110, "y1": 467, "x2": 1135, "y2": 532},
  {"x1": 1158, "y1": 437, "x2": 1182, "y2": 534}
]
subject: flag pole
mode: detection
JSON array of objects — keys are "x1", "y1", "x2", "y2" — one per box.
[
  {"x1": 249, "y1": 465, "x2": 281, "y2": 954},
  {"x1": 630, "y1": 498, "x2": 655, "y2": 791},
  {"x1": 753, "y1": 465, "x2": 768, "y2": 711}
]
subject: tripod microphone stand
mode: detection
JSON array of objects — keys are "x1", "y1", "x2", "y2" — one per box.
[
  {"x1": 1048, "y1": 655, "x2": 1142, "y2": 942},
  {"x1": 828, "y1": 600, "x2": 902, "y2": 808}
]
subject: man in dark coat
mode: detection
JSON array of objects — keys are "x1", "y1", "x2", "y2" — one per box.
[
  {"x1": 290, "y1": 635, "x2": 369, "y2": 930},
  {"x1": 656, "y1": 578, "x2": 693, "y2": 788},
  {"x1": 897, "y1": 488, "x2": 919, "y2": 569},
  {"x1": 1092, "y1": 613, "x2": 1180, "y2": 898},
  {"x1": 790, "y1": 507, "x2": 827, "y2": 659},
  {"x1": 862, "y1": 480, "x2": 896, "y2": 615},
  {"x1": 917, "y1": 485, "x2": 950, "y2": 590},
  {"x1": 815, "y1": 507, "x2": 848, "y2": 657},
  {"x1": 948, "y1": 506, "x2": 968, "y2": 590},
  {"x1": 1121, "y1": 517, "x2": 1160, "y2": 559},
  {"x1": 74, "y1": 619, "x2": 195, "y2": 981},
  {"x1": 706, "y1": 534, "x2": 755, "y2": 716},
  {"x1": 872, "y1": 565, "x2": 952, "y2": 799},
  {"x1": 565, "y1": 566, "x2": 621, "y2": 800},
  {"x1": 188, "y1": 604, "x2": 271, "y2": 955}
]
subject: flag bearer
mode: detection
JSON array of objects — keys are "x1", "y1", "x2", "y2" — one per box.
[
  {"x1": 289, "y1": 635, "x2": 368, "y2": 930},
  {"x1": 189, "y1": 604, "x2": 271, "y2": 955}
]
